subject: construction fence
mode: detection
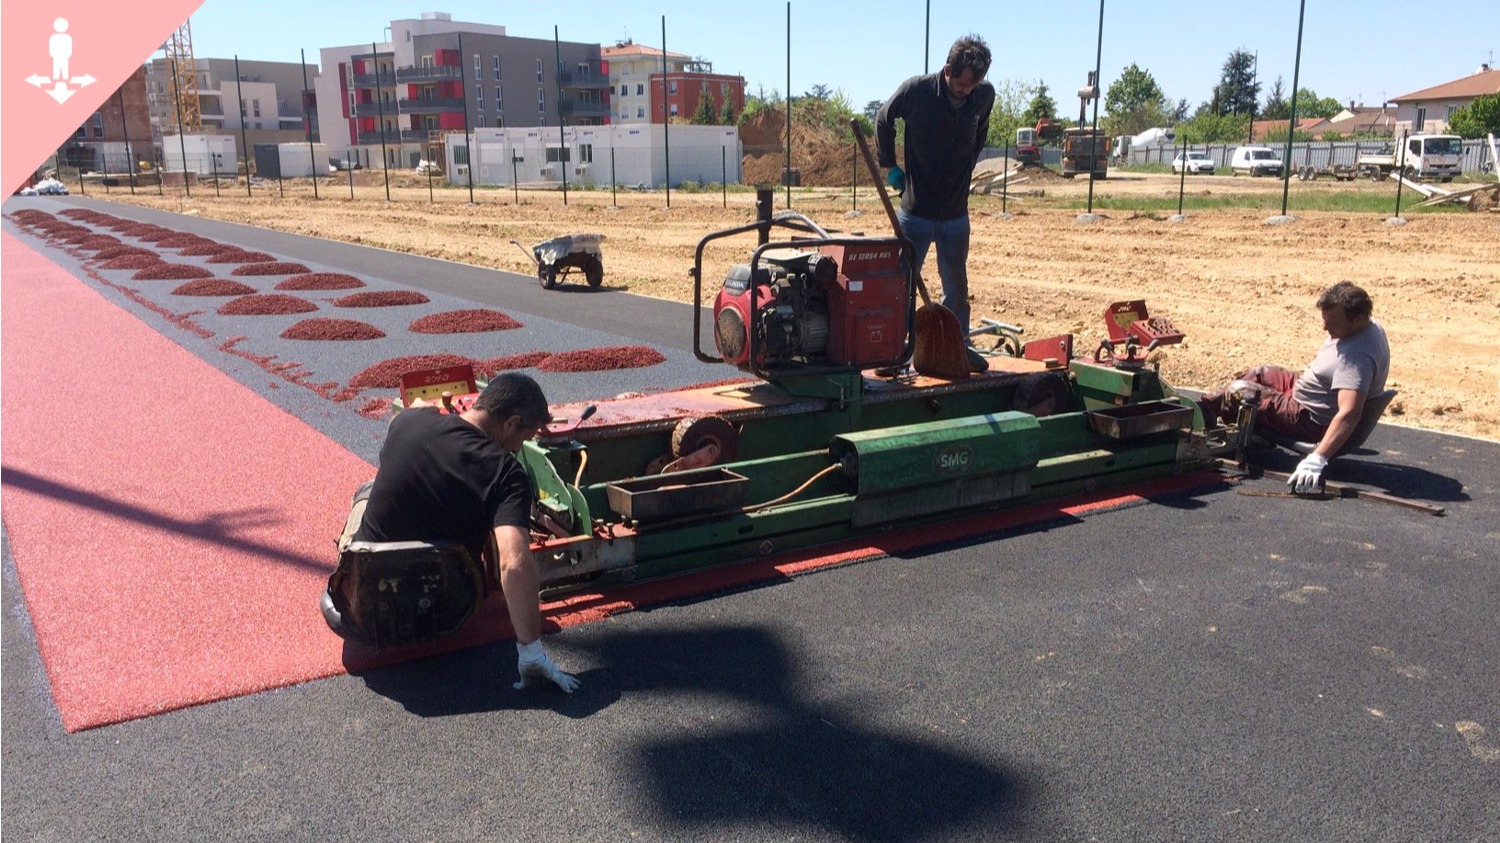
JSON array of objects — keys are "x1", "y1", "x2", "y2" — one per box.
[{"x1": 1117, "y1": 138, "x2": 1496, "y2": 174}]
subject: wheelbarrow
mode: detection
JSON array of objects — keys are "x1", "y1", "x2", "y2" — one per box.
[{"x1": 510, "y1": 232, "x2": 605, "y2": 289}]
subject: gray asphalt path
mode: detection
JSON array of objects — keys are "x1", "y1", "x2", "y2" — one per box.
[{"x1": 4, "y1": 196, "x2": 1497, "y2": 842}]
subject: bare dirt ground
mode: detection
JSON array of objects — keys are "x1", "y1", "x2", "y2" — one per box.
[{"x1": 97, "y1": 171, "x2": 1500, "y2": 440}]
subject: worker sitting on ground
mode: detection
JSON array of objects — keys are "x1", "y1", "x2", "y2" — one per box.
[
  {"x1": 345, "y1": 372, "x2": 579, "y2": 693},
  {"x1": 1198, "y1": 281, "x2": 1390, "y2": 493}
]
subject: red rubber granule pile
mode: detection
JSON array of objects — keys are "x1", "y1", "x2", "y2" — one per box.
[
  {"x1": 217, "y1": 294, "x2": 319, "y2": 316},
  {"x1": 207, "y1": 250, "x2": 277, "y2": 264},
  {"x1": 275, "y1": 273, "x2": 366, "y2": 291},
  {"x1": 75, "y1": 236, "x2": 122, "y2": 251},
  {"x1": 409, "y1": 309, "x2": 523, "y2": 333},
  {"x1": 230, "y1": 262, "x2": 312, "y2": 276},
  {"x1": 133, "y1": 263, "x2": 215, "y2": 280},
  {"x1": 280, "y1": 318, "x2": 386, "y2": 341},
  {"x1": 157, "y1": 235, "x2": 214, "y2": 249},
  {"x1": 94, "y1": 245, "x2": 158, "y2": 261},
  {"x1": 332, "y1": 291, "x2": 431, "y2": 307},
  {"x1": 101, "y1": 254, "x2": 165, "y2": 270},
  {"x1": 537, "y1": 345, "x2": 666, "y2": 373},
  {"x1": 172, "y1": 279, "x2": 259, "y2": 296},
  {"x1": 349, "y1": 354, "x2": 476, "y2": 389},
  {"x1": 478, "y1": 352, "x2": 551, "y2": 374},
  {"x1": 178, "y1": 243, "x2": 240, "y2": 256}
]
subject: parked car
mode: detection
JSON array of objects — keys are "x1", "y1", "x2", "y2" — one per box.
[
  {"x1": 329, "y1": 158, "x2": 363, "y2": 172},
  {"x1": 1230, "y1": 146, "x2": 1284, "y2": 177},
  {"x1": 1172, "y1": 151, "x2": 1216, "y2": 175}
]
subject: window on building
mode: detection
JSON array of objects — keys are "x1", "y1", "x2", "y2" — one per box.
[
  {"x1": 636, "y1": 83, "x2": 644, "y2": 96},
  {"x1": 493, "y1": 55, "x2": 501, "y2": 81},
  {"x1": 545, "y1": 147, "x2": 571, "y2": 163},
  {"x1": 252, "y1": 98, "x2": 260, "y2": 118},
  {"x1": 1446, "y1": 104, "x2": 1458, "y2": 119},
  {"x1": 420, "y1": 54, "x2": 433, "y2": 69},
  {"x1": 1416, "y1": 106, "x2": 1427, "y2": 132},
  {"x1": 454, "y1": 144, "x2": 469, "y2": 165},
  {"x1": 536, "y1": 59, "x2": 543, "y2": 82},
  {"x1": 474, "y1": 54, "x2": 481, "y2": 78},
  {"x1": 91, "y1": 113, "x2": 106, "y2": 138},
  {"x1": 477, "y1": 84, "x2": 484, "y2": 110},
  {"x1": 578, "y1": 143, "x2": 593, "y2": 163},
  {"x1": 538, "y1": 88, "x2": 545, "y2": 112},
  {"x1": 496, "y1": 115, "x2": 504, "y2": 128},
  {"x1": 577, "y1": 62, "x2": 590, "y2": 75},
  {"x1": 670, "y1": 104, "x2": 678, "y2": 117},
  {"x1": 670, "y1": 81, "x2": 678, "y2": 94},
  {"x1": 620, "y1": 84, "x2": 628, "y2": 97},
  {"x1": 620, "y1": 108, "x2": 629, "y2": 120},
  {"x1": 637, "y1": 106, "x2": 645, "y2": 118},
  {"x1": 495, "y1": 88, "x2": 502, "y2": 109},
  {"x1": 76, "y1": 125, "x2": 88, "y2": 139}
]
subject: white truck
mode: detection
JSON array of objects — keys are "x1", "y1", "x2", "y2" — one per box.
[
  {"x1": 1111, "y1": 126, "x2": 1176, "y2": 163},
  {"x1": 1356, "y1": 134, "x2": 1464, "y2": 182}
]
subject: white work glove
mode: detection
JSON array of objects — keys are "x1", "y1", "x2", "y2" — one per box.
[
  {"x1": 514, "y1": 639, "x2": 579, "y2": 693},
  {"x1": 1288, "y1": 452, "x2": 1329, "y2": 494}
]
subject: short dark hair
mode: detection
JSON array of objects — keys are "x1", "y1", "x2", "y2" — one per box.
[
  {"x1": 1316, "y1": 281, "x2": 1373, "y2": 320},
  {"x1": 473, "y1": 372, "x2": 550, "y2": 425},
  {"x1": 946, "y1": 35, "x2": 992, "y2": 80}
]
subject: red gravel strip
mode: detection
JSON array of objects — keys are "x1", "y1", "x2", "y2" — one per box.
[
  {"x1": 101, "y1": 254, "x2": 165, "y2": 270},
  {"x1": 357, "y1": 398, "x2": 393, "y2": 420},
  {"x1": 350, "y1": 354, "x2": 476, "y2": 389},
  {"x1": 409, "y1": 309, "x2": 523, "y2": 333},
  {"x1": 332, "y1": 290, "x2": 431, "y2": 307},
  {"x1": 134, "y1": 229, "x2": 181, "y2": 242},
  {"x1": 217, "y1": 294, "x2": 319, "y2": 316},
  {"x1": 207, "y1": 250, "x2": 277, "y2": 264},
  {"x1": 8, "y1": 210, "x2": 54, "y2": 225},
  {"x1": 172, "y1": 279, "x2": 259, "y2": 296},
  {"x1": 94, "y1": 245, "x2": 157, "y2": 261},
  {"x1": 537, "y1": 345, "x2": 666, "y2": 373},
  {"x1": 280, "y1": 318, "x2": 386, "y2": 341},
  {"x1": 274, "y1": 273, "x2": 366, "y2": 291},
  {"x1": 230, "y1": 262, "x2": 311, "y2": 276},
  {"x1": 133, "y1": 263, "x2": 215, "y2": 280},
  {"x1": 59, "y1": 208, "x2": 99, "y2": 219}
]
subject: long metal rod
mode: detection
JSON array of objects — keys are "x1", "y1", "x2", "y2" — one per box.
[
  {"x1": 300, "y1": 49, "x2": 318, "y2": 199},
  {"x1": 784, "y1": 2, "x2": 791, "y2": 207},
  {"x1": 234, "y1": 55, "x2": 251, "y2": 198},
  {"x1": 170, "y1": 56, "x2": 191, "y2": 198},
  {"x1": 373, "y1": 41, "x2": 391, "y2": 201},
  {"x1": 1279, "y1": 0, "x2": 1306, "y2": 217},
  {"x1": 458, "y1": 32, "x2": 474, "y2": 203},
  {"x1": 555, "y1": 26, "x2": 568, "y2": 205},
  {"x1": 1086, "y1": 0, "x2": 1105, "y2": 213},
  {"x1": 117, "y1": 88, "x2": 136, "y2": 195},
  {"x1": 662, "y1": 16, "x2": 671, "y2": 206}
]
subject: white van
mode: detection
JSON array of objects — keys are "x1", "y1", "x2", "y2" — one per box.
[{"x1": 1230, "y1": 146, "x2": 1284, "y2": 177}]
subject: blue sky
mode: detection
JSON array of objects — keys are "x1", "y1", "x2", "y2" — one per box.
[{"x1": 185, "y1": 0, "x2": 1494, "y2": 114}]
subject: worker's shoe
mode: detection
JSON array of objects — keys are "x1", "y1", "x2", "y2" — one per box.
[{"x1": 966, "y1": 347, "x2": 989, "y2": 373}]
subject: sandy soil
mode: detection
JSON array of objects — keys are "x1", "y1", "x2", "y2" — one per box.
[{"x1": 96, "y1": 172, "x2": 1500, "y2": 440}]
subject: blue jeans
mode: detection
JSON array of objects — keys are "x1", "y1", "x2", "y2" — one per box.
[{"x1": 897, "y1": 209, "x2": 972, "y2": 338}]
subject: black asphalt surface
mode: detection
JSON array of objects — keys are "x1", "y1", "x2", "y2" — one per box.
[{"x1": 4, "y1": 196, "x2": 1498, "y2": 842}]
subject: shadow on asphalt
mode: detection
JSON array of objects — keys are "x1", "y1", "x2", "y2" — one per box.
[
  {"x1": 1246, "y1": 445, "x2": 1469, "y2": 503},
  {"x1": 359, "y1": 625, "x2": 1031, "y2": 841}
]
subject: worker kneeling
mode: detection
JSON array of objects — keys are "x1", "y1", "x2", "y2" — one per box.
[{"x1": 321, "y1": 373, "x2": 579, "y2": 693}]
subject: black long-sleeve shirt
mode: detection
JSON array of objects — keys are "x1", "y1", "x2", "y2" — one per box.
[{"x1": 876, "y1": 71, "x2": 995, "y2": 221}]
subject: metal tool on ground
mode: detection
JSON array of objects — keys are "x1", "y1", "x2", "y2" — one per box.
[
  {"x1": 1220, "y1": 460, "x2": 1445, "y2": 516},
  {"x1": 510, "y1": 232, "x2": 605, "y2": 289},
  {"x1": 851, "y1": 119, "x2": 973, "y2": 379}
]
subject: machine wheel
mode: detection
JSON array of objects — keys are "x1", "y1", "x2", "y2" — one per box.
[
  {"x1": 670, "y1": 415, "x2": 739, "y2": 464},
  {"x1": 540, "y1": 265, "x2": 560, "y2": 290},
  {"x1": 585, "y1": 255, "x2": 604, "y2": 288}
]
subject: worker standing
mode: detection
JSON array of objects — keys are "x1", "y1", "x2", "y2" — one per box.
[{"x1": 876, "y1": 34, "x2": 996, "y2": 373}]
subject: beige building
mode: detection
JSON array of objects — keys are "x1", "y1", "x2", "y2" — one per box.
[{"x1": 1388, "y1": 64, "x2": 1500, "y2": 135}]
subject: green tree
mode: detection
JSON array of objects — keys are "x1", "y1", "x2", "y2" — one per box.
[
  {"x1": 1177, "y1": 110, "x2": 1251, "y2": 144},
  {"x1": 720, "y1": 97, "x2": 736, "y2": 126},
  {"x1": 1103, "y1": 63, "x2": 1167, "y2": 135},
  {"x1": 1261, "y1": 77, "x2": 1289, "y2": 120},
  {"x1": 1211, "y1": 49, "x2": 1260, "y2": 116},
  {"x1": 1292, "y1": 88, "x2": 1342, "y2": 119},
  {"x1": 804, "y1": 83, "x2": 833, "y2": 100},
  {"x1": 1021, "y1": 83, "x2": 1057, "y2": 126},
  {"x1": 985, "y1": 79, "x2": 1038, "y2": 149},
  {"x1": 864, "y1": 100, "x2": 883, "y2": 123},
  {"x1": 690, "y1": 92, "x2": 717, "y2": 125},
  {"x1": 1448, "y1": 93, "x2": 1500, "y2": 137}
]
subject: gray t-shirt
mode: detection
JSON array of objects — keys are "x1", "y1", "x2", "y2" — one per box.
[{"x1": 1292, "y1": 320, "x2": 1389, "y2": 427}]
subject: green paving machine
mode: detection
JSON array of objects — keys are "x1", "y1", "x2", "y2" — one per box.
[{"x1": 513, "y1": 193, "x2": 1212, "y2": 597}]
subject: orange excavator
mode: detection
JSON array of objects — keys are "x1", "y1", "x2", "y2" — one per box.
[{"x1": 1014, "y1": 118, "x2": 1062, "y2": 169}]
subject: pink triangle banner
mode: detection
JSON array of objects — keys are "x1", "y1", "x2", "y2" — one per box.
[{"x1": 2, "y1": 0, "x2": 205, "y2": 196}]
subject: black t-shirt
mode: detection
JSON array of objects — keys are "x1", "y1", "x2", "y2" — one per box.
[
  {"x1": 354, "y1": 408, "x2": 532, "y2": 559},
  {"x1": 875, "y1": 71, "x2": 996, "y2": 221}
]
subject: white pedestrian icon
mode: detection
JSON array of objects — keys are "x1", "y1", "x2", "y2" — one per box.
[
  {"x1": 51, "y1": 18, "x2": 72, "y2": 80},
  {"x1": 27, "y1": 17, "x2": 96, "y2": 103}
]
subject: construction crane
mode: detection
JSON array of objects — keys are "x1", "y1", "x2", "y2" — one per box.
[{"x1": 164, "y1": 19, "x2": 200, "y2": 132}]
